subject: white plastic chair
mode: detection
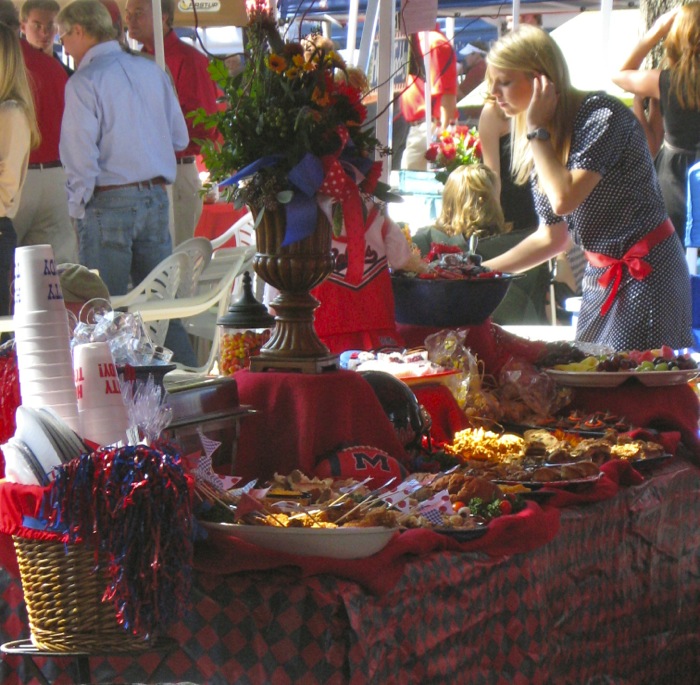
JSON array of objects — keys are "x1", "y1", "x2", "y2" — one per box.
[
  {"x1": 172, "y1": 237, "x2": 213, "y2": 297},
  {"x1": 210, "y1": 211, "x2": 254, "y2": 250},
  {"x1": 111, "y1": 252, "x2": 189, "y2": 346},
  {"x1": 119, "y1": 246, "x2": 256, "y2": 375}
]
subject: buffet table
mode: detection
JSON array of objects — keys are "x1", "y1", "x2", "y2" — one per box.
[{"x1": 0, "y1": 458, "x2": 698, "y2": 684}]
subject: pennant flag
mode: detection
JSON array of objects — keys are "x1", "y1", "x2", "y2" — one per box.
[
  {"x1": 198, "y1": 429, "x2": 222, "y2": 459},
  {"x1": 417, "y1": 489, "x2": 453, "y2": 514},
  {"x1": 418, "y1": 508, "x2": 445, "y2": 526},
  {"x1": 234, "y1": 493, "x2": 267, "y2": 521}
]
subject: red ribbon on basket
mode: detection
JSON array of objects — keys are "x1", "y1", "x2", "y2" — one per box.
[{"x1": 584, "y1": 219, "x2": 674, "y2": 316}]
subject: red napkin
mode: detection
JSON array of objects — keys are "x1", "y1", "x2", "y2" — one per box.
[
  {"x1": 623, "y1": 428, "x2": 681, "y2": 456},
  {"x1": 413, "y1": 384, "x2": 470, "y2": 444},
  {"x1": 540, "y1": 459, "x2": 645, "y2": 508},
  {"x1": 0, "y1": 480, "x2": 65, "y2": 577},
  {"x1": 572, "y1": 384, "x2": 700, "y2": 462},
  {"x1": 194, "y1": 501, "x2": 561, "y2": 595}
]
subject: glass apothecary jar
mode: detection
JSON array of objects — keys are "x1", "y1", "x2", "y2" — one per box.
[{"x1": 217, "y1": 272, "x2": 275, "y2": 376}]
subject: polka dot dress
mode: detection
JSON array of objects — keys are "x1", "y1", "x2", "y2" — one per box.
[{"x1": 533, "y1": 93, "x2": 693, "y2": 350}]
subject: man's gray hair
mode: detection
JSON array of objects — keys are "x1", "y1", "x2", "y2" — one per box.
[{"x1": 57, "y1": 0, "x2": 116, "y2": 42}]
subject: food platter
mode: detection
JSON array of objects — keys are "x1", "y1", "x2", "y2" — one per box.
[
  {"x1": 494, "y1": 472, "x2": 604, "y2": 490},
  {"x1": 200, "y1": 521, "x2": 397, "y2": 559},
  {"x1": 628, "y1": 453, "x2": 674, "y2": 469},
  {"x1": 400, "y1": 370, "x2": 460, "y2": 388},
  {"x1": 545, "y1": 368, "x2": 698, "y2": 388}
]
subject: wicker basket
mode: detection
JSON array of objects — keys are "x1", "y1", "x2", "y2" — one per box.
[{"x1": 13, "y1": 536, "x2": 150, "y2": 653}]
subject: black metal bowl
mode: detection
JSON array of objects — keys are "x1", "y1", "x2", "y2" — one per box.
[{"x1": 391, "y1": 274, "x2": 521, "y2": 327}]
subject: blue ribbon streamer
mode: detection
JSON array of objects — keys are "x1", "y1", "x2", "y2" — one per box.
[
  {"x1": 218, "y1": 154, "x2": 283, "y2": 188},
  {"x1": 283, "y1": 153, "x2": 325, "y2": 246},
  {"x1": 217, "y1": 148, "x2": 369, "y2": 247}
]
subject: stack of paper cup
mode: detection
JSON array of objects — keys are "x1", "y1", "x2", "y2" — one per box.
[
  {"x1": 73, "y1": 342, "x2": 128, "y2": 446},
  {"x1": 13, "y1": 245, "x2": 80, "y2": 433}
]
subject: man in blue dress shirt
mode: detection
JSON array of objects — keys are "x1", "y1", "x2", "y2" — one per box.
[{"x1": 57, "y1": 0, "x2": 187, "y2": 297}]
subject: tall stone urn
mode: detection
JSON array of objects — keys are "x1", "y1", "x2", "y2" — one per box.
[{"x1": 248, "y1": 206, "x2": 338, "y2": 372}]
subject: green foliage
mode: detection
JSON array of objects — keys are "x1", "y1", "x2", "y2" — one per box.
[{"x1": 196, "y1": 5, "x2": 389, "y2": 211}]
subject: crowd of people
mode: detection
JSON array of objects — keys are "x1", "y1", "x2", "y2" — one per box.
[
  {"x1": 0, "y1": 0, "x2": 222, "y2": 365},
  {"x1": 1, "y1": 2, "x2": 698, "y2": 356}
]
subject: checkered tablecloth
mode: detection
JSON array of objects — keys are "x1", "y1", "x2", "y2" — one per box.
[{"x1": 1, "y1": 459, "x2": 699, "y2": 685}]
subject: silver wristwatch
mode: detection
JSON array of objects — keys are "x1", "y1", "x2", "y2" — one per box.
[{"x1": 526, "y1": 128, "x2": 551, "y2": 141}]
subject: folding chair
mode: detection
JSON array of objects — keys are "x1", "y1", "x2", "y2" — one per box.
[
  {"x1": 172, "y1": 237, "x2": 213, "y2": 297},
  {"x1": 119, "y1": 246, "x2": 256, "y2": 376},
  {"x1": 110, "y1": 252, "x2": 189, "y2": 346}
]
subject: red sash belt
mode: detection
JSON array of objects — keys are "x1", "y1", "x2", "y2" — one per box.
[{"x1": 584, "y1": 218, "x2": 674, "y2": 316}]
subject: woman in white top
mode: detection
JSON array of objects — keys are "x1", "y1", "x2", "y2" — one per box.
[{"x1": 0, "y1": 21, "x2": 40, "y2": 317}]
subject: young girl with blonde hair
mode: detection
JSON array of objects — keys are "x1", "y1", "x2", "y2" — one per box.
[
  {"x1": 0, "y1": 19, "x2": 40, "y2": 316},
  {"x1": 412, "y1": 164, "x2": 507, "y2": 258},
  {"x1": 412, "y1": 164, "x2": 549, "y2": 324},
  {"x1": 483, "y1": 24, "x2": 692, "y2": 350}
]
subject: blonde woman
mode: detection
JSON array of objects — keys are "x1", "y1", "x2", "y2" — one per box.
[
  {"x1": 612, "y1": 4, "x2": 700, "y2": 242},
  {"x1": 482, "y1": 25, "x2": 692, "y2": 350},
  {"x1": 0, "y1": 20, "x2": 40, "y2": 316},
  {"x1": 413, "y1": 163, "x2": 549, "y2": 324},
  {"x1": 412, "y1": 164, "x2": 506, "y2": 256}
]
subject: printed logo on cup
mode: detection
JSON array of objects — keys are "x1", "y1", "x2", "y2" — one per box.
[
  {"x1": 13, "y1": 253, "x2": 64, "y2": 308},
  {"x1": 74, "y1": 362, "x2": 120, "y2": 402}
]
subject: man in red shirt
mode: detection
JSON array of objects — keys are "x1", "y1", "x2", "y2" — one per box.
[
  {"x1": 9, "y1": 1, "x2": 78, "y2": 263},
  {"x1": 125, "y1": 0, "x2": 219, "y2": 246},
  {"x1": 399, "y1": 28, "x2": 457, "y2": 170}
]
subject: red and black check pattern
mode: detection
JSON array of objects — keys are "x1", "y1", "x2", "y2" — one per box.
[{"x1": 1, "y1": 460, "x2": 699, "y2": 684}]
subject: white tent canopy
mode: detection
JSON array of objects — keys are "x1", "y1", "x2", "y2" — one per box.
[{"x1": 458, "y1": 8, "x2": 643, "y2": 108}]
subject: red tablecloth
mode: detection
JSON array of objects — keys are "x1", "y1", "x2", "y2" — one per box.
[
  {"x1": 195, "y1": 202, "x2": 248, "y2": 247},
  {"x1": 234, "y1": 369, "x2": 409, "y2": 482},
  {"x1": 1, "y1": 459, "x2": 698, "y2": 684}
]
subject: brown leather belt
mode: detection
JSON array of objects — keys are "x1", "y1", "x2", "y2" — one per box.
[
  {"x1": 176, "y1": 156, "x2": 196, "y2": 164},
  {"x1": 28, "y1": 161, "x2": 62, "y2": 169},
  {"x1": 94, "y1": 176, "x2": 167, "y2": 193}
]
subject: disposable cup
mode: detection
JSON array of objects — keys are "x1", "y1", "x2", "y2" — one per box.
[
  {"x1": 17, "y1": 350, "x2": 73, "y2": 375},
  {"x1": 75, "y1": 380, "x2": 124, "y2": 409},
  {"x1": 14, "y1": 336, "x2": 72, "y2": 355},
  {"x1": 81, "y1": 416, "x2": 127, "y2": 447},
  {"x1": 14, "y1": 319, "x2": 71, "y2": 340},
  {"x1": 80, "y1": 404, "x2": 128, "y2": 424},
  {"x1": 13, "y1": 309, "x2": 71, "y2": 326},
  {"x1": 72, "y1": 342, "x2": 116, "y2": 368},
  {"x1": 20, "y1": 375, "x2": 76, "y2": 398},
  {"x1": 21, "y1": 387, "x2": 77, "y2": 406},
  {"x1": 16, "y1": 361, "x2": 75, "y2": 382},
  {"x1": 14, "y1": 245, "x2": 58, "y2": 288},
  {"x1": 13, "y1": 274, "x2": 65, "y2": 313},
  {"x1": 15, "y1": 348, "x2": 73, "y2": 368},
  {"x1": 73, "y1": 348, "x2": 123, "y2": 411}
]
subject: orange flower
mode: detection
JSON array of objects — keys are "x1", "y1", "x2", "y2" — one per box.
[
  {"x1": 267, "y1": 54, "x2": 287, "y2": 73},
  {"x1": 311, "y1": 86, "x2": 331, "y2": 107}
]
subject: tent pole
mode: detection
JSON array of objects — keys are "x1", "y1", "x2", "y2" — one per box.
[
  {"x1": 511, "y1": 0, "x2": 521, "y2": 30},
  {"x1": 376, "y1": 0, "x2": 394, "y2": 181},
  {"x1": 357, "y1": 0, "x2": 379, "y2": 73},
  {"x1": 152, "y1": 0, "x2": 165, "y2": 71},
  {"x1": 346, "y1": 0, "x2": 360, "y2": 65},
  {"x1": 422, "y1": 31, "x2": 432, "y2": 155}
]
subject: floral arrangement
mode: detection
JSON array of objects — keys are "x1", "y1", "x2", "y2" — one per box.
[
  {"x1": 194, "y1": 0, "x2": 391, "y2": 246},
  {"x1": 425, "y1": 126, "x2": 482, "y2": 184}
]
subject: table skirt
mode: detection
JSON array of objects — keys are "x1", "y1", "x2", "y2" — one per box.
[{"x1": 1, "y1": 459, "x2": 699, "y2": 684}]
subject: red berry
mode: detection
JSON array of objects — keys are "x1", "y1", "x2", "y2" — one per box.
[{"x1": 499, "y1": 499, "x2": 513, "y2": 515}]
